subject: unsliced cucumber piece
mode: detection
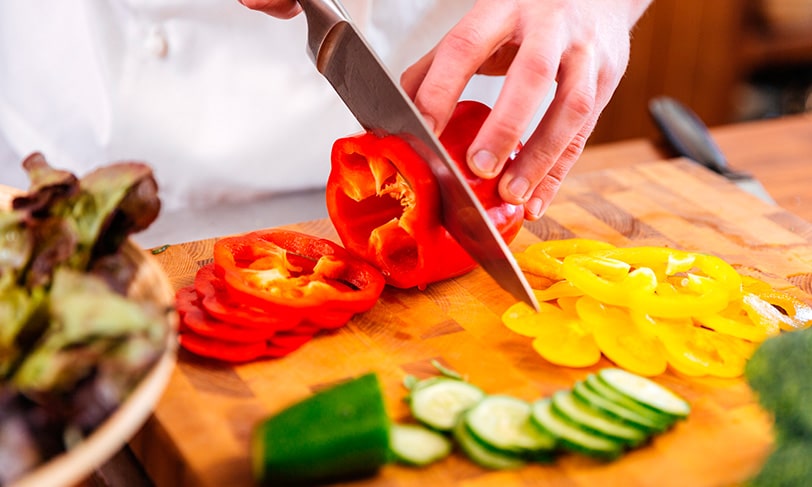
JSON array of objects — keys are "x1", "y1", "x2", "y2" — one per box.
[
  {"x1": 251, "y1": 373, "x2": 390, "y2": 486},
  {"x1": 550, "y1": 390, "x2": 648, "y2": 447},
  {"x1": 530, "y1": 398, "x2": 624, "y2": 460},
  {"x1": 572, "y1": 380, "x2": 663, "y2": 433},
  {"x1": 452, "y1": 417, "x2": 526, "y2": 470},
  {"x1": 409, "y1": 378, "x2": 485, "y2": 431},
  {"x1": 597, "y1": 368, "x2": 691, "y2": 419},
  {"x1": 584, "y1": 374, "x2": 674, "y2": 430},
  {"x1": 389, "y1": 423, "x2": 452, "y2": 467},
  {"x1": 464, "y1": 395, "x2": 557, "y2": 455}
]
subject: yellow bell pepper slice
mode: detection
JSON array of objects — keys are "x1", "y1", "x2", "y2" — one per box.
[
  {"x1": 560, "y1": 253, "x2": 654, "y2": 307},
  {"x1": 501, "y1": 300, "x2": 560, "y2": 337},
  {"x1": 650, "y1": 319, "x2": 748, "y2": 378},
  {"x1": 518, "y1": 238, "x2": 615, "y2": 280},
  {"x1": 576, "y1": 297, "x2": 667, "y2": 377},
  {"x1": 530, "y1": 323, "x2": 601, "y2": 369},
  {"x1": 501, "y1": 298, "x2": 601, "y2": 368},
  {"x1": 556, "y1": 296, "x2": 580, "y2": 316},
  {"x1": 533, "y1": 280, "x2": 584, "y2": 302},
  {"x1": 694, "y1": 311, "x2": 773, "y2": 343}
]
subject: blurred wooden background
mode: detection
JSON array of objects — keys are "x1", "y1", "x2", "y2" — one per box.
[{"x1": 591, "y1": 0, "x2": 812, "y2": 144}]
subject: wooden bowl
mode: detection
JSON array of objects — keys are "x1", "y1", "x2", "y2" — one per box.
[{"x1": 10, "y1": 240, "x2": 178, "y2": 487}]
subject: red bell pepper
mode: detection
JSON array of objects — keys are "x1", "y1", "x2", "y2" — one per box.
[{"x1": 325, "y1": 100, "x2": 523, "y2": 290}]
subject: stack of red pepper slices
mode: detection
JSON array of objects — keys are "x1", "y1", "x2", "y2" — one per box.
[
  {"x1": 326, "y1": 100, "x2": 524, "y2": 290},
  {"x1": 175, "y1": 229, "x2": 385, "y2": 362}
]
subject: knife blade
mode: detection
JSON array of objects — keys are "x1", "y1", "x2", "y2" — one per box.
[
  {"x1": 648, "y1": 96, "x2": 776, "y2": 205},
  {"x1": 297, "y1": 0, "x2": 539, "y2": 310}
]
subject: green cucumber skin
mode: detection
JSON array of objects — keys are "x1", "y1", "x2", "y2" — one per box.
[
  {"x1": 584, "y1": 375, "x2": 674, "y2": 431},
  {"x1": 550, "y1": 391, "x2": 648, "y2": 447},
  {"x1": 453, "y1": 417, "x2": 527, "y2": 470},
  {"x1": 596, "y1": 368, "x2": 690, "y2": 419},
  {"x1": 252, "y1": 373, "x2": 390, "y2": 486},
  {"x1": 572, "y1": 381, "x2": 664, "y2": 434},
  {"x1": 530, "y1": 399, "x2": 624, "y2": 461}
]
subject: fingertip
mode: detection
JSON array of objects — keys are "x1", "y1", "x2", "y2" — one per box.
[
  {"x1": 524, "y1": 197, "x2": 544, "y2": 220},
  {"x1": 240, "y1": 0, "x2": 301, "y2": 19},
  {"x1": 503, "y1": 175, "x2": 531, "y2": 203},
  {"x1": 470, "y1": 150, "x2": 499, "y2": 176}
]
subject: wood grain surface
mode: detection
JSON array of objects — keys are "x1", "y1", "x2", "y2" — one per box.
[{"x1": 130, "y1": 160, "x2": 812, "y2": 487}]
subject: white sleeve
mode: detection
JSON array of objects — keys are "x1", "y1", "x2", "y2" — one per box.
[{"x1": 0, "y1": 0, "x2": 482, "y2": 210}]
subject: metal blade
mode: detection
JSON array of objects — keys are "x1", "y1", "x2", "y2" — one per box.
[{"x1": 298, "y1": 0, "x2": 538, "y2": 310}]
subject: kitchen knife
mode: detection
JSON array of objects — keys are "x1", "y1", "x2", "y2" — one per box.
[
  {"x1": 648, "y1": 96, "x2": 776, "y2": 205},
  {"x1": 297, "y1": 0, "x2": 539, "y2": 310}
]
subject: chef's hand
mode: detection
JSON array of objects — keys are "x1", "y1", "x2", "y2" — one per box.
[
  {"x1": 401, "y1": 0, "x2": 652, "y2": 220},
  {"x1": 238, "y1": 0, "x2": 301, "y2": 19}
]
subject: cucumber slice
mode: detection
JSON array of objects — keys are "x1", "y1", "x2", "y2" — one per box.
[
  {"x1": 572, "y1": 380, "x2": 663, "y2": 433},
  {"x1": 597, "y1": 368, "x2": 691, "y2": 419},
  {"x1": 452, "y1": 417, "x2": 526, "y2": 470},
  {"x1": 584, "y1": 374, "x2": 674, "y2": 430},
  {"x1": 464, "y1": 395, "x2": 557, "y2": 455},
  {"x1": 550, "y1": 390, "x2": 648, "y2": 447},
  {"x1": 389, "y1": 423, "x2": 452, "y2": 467},
  {"x1": 530, "y1": 398, "x2": 624, "y2": 460},
  {"x1": 409, "y1": 378, "x2": 485, "y2": 431}
]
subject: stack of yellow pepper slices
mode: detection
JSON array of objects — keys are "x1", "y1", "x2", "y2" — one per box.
[{"x1": 502, "y1": 239, "x2": 812, "y2": 378}]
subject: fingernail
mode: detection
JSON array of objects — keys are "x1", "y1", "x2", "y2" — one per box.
[
  {"x1": 472, "y1": 150, "x2": 498, "y2": 175},
  {"x1": 526, "y1": 197, "x2": 543, "y2": 219},
  {"x1": 506, "y1": 176, "x2": 531, "y2": 201}
]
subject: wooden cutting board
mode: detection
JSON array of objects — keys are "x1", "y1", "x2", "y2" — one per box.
[{"x1": 130, "y1": 160, "x2": 812, "y2": 487}]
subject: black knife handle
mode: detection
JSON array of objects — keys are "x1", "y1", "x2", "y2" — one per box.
[{"x1": 648, "y1": 96, "x2": 750, "y2": 180}]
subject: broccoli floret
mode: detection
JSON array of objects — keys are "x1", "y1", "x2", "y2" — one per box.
[
  {"x1": 745, "y1": 327, "x2": 812, "y2": 486},
  {"x1": 748, "y1": 439, "x2": 812, "y2": 487}
]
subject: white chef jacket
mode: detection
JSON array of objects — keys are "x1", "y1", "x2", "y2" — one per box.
[{"x1": 0, "y1": 0, "x2": 510, "y2": 211}]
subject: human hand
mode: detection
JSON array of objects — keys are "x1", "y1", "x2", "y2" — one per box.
[
  {"x1": 401, "y1": 0, "x2": 653, "y2": 220},
  {"x1": 238, "y1": 0, "x2": 301, "y2": 19}
]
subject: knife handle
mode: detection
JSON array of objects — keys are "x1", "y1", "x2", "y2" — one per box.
[
  {"x1": 298, "y1": 0, "x2": 352, "y2": 69},
  {"x1": 648, "y1": 96, "x2": 750, "y2": 180}
]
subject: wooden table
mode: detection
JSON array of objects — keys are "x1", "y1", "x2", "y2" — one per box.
[{"x1": 575, "y1": 112, "x2": 812, "y2": 222}]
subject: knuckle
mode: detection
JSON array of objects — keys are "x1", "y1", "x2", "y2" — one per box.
[
  {"x1": 443, "y1": 25, "x2": 487, "y2": 59},
  {"x1": 522, "y1": 53, "x2": 559, "y2": 84},
  {"x1": 565, "y1": 89, "x2": 596, "y2": 121}
]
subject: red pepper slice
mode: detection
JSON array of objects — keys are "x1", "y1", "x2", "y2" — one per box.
[
  {"x1": 178, "y1": 331, "x2": 310, "y2": 363},
  {"x1": 177, "y1": 286, "x2": 280, "y2": 343},
  {"x1": 194, "y1": 264, "x2": 302, "y2": 330},
  {"x1": 213, "y1": 229, "x2": 385, "y2": 326},
  {"x1": 325, "y1": 100, "x2": 524, "y2": 289},
  {"x1": 177, "y1": 285, "x2": 319, "y2": 361}
]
